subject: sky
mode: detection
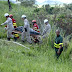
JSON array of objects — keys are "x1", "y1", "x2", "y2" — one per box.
[
  {"x1": 1, "y1": 0, "x2": 72, "y2": 4},
  {"x1": 36, "y1": 0, "x2": 72, "y2": 4}
]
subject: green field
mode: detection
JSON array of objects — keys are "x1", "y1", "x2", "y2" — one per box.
[
  {"x1": 0, "y1": 1, "x2": 72, "y2": 72},
  {"x1": 0, "y1": 39, "x2": 72, "y2": 72}
]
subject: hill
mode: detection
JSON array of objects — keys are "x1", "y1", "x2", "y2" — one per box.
[
  {"x1": 0, "y1": 1, "x2": 72, "y2": 72},
  {"x1": 0, "y1": 39, "x2": 72, "y2": 72}
]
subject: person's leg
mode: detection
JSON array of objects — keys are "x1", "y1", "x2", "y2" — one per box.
[
  {"x1": 21, "y1": 31, "x2": 25, "y2": 42},
  {"x1": 8, "y1": 30, "x2": 16, "y2": 41},
  {"x1": 56, "y1": 48, "x2": 63, "y2": 59},
  {"x1": 10, "y1": 31, "x2": 14, "y2": 38},
  {"x1": 26, "y1": 34, "x2": 32, "y2": 44},
  {"x1": 55, "y1": 48, "x2": 59, "y2": 59},
  {"x1": 7, "y1": 31, "x2": 11, "y2": 41}
]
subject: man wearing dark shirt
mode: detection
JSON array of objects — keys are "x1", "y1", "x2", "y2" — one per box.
[{"x1": 54, "y1": 30, "x2": 63, "y2": 58}]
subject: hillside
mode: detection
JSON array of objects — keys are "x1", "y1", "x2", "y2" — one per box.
[
  {"x1": 0, "y1": 39, "x2": 72, "y2": 72},
  {"x1": 0, "y1": 1, "x2": 72, "y2": 72}
]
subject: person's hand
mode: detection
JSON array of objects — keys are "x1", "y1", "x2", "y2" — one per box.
[
  {"x1": 57, "y1": 46, "x2": 62, "y2": 54},
  {"x1": 1, "y1": 24, "x2": 2, "y2": 26},
  {"x1": 24, "y1": 28, "x2": 27, "y2": 32},
  {"x1": 57, "y1": 50, "x2": 60, "y2": 54},
  {"x1": 1, "y1": 23, "x2": 3, "y2": 26}
]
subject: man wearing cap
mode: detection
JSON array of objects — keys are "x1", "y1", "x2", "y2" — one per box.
[
  {"x1": 21, "y1": 15, "x2": 32, "y2": 44},
  {"x1": 1, "y1": 13, "x2": 15, "y2": 41},
  {"x1": 42, "y1": 19, "x2": 51, "y2": 38}
]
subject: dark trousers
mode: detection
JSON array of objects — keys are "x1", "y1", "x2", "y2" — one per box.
[{"x1": 55, "y1": 47, "x2": 63, "y2": 58}]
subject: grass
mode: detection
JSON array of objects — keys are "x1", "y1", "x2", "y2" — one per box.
[
  {"x1": 0, "y1": 39, "x2": 72, "y2": 72},
  {"x1": 0, "y1": 1, "x2": 34, "y2": 38},
  {"x1": 0, "y1": 1, "x2": 72, "y2": 72}
]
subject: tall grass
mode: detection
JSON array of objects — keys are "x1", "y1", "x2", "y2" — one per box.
[
  {"x1": 0, "y1": 39, "x2": 72, "y2": 72},
  {"x1": 0, "y1": 2, "x2": 72, "y2": 72}
]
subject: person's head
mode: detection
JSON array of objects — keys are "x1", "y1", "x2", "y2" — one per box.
[
  {"x1": 56, "y1": 29, "x2": 60, "y2": 36},
  {"x1": 9, "y1": 14, "x2": 13, "y2": 19},
  {"x1": 32, "y1": 20, "x2": 36, "y2": 25},
  {"x1": 44, "y1": 19, "x2": 48, "y2": 25},
  {"x1": 4, "y1": 13, "x2": 9, "y2": 19},
  {"x1": 21, "y1": 15, "x2": 26, "y2": 20}
]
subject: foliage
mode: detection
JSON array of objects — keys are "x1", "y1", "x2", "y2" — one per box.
[
  {"x1": 0, "y1": 37, "x2": 72, "y2": 72},
  {"x1": 0, "y1": 1, "x2": 72, "y2": 72},
  {"x1": 19, "y1": 0, "x2": 36, "y2": 6},
  {"x1": 55, "y1": 14, "x2": 72, "y2": 35},
  {"x1": 64, "y1": 3, "x2": 72, "y2": 10}
]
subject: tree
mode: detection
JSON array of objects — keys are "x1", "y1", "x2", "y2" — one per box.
[
  {"x1": 42, "y1": 4, "x2": 54, "y2": 14},
  {"x1": 8, "y1": 0, "x2": 12, "y2": 11},
  {"x1": 19, "y1": 0, "x2": 36, "y2": 6},
  {"x1": 64, "y1": 3, "x2": 72, "y2": 10}
]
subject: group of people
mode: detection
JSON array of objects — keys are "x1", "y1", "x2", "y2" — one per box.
[
  {"x1": 1, "y1": 13, "x2": 51, "y2": 43},
  {"x1": 1, "y1": 13, "x2": 63, "y2": 58}
]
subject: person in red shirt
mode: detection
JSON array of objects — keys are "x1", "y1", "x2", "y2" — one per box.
[
  {"x1": 32, "y1": 20, "x2": 40, "y2": 43},
  {"x1": 9, "y1": 14, "x2": 19, "y2": 40},
  {"x1": 9, "y1": 14, "x2": 17, "y2": 28},
  {"x1": 32, "y1": 20, "x2": 40, "y2": 33}
]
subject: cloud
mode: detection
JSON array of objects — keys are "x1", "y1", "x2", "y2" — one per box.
[
  {"x1": 58, "y1": 0, "x2": 72, "y2": 3},
  {"x1": 36, "y1": 0, "x2": 72, "y2": 4},
  {"x1": 36, "y1": 0, "x2": 46, "y2": 3}
]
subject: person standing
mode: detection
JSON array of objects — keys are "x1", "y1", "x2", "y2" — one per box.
[
  {"x1": 42, "y1": 19, "x2": 51, "y2": 38},
  {"x1": 1, "y1": 13, "x2": 15, "y2": 41},
  {"x1": 21, "y1": 15, "x2": 32, "y2": 44},
  {"x1": 54, "y1": 30, "x2": 63, "y2": 58},
  {"x1": 9, "y1": 14, "x2": 19, "y2": 41}
]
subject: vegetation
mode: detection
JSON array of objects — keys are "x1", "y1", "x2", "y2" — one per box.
[
  {"x1": 19, "y1": 0, "x2": 36, "y2": 6},
  {"x1": 0, "y1": 39, "x2": 72, "y2": 72},
  {"x1": 0, "y1": 1, "x2": 72, "y2": 72}
]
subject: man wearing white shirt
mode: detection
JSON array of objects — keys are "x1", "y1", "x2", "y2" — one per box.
[
  {"x1": 21, "y1": 15, "x2": 32, "y2": 44},
  {"x1": 1, "y1": 13, "x2": 14, "y2": 41},
  {"x1": 42, "y1": 19, "x2": 51, "y2": 38}
]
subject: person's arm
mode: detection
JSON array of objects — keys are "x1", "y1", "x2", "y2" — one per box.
[
  {"x1": 24, "y1": 20, "x2": 28, "y2": 32},
  {"x1": 1, "y1": 20, "x2": 8, "y2": 26},
  {"x1": 42, "y1": 25, "x2": 51, "y2": 35},
  {"x1": 42, "y1": 26, "x2": 48, "y2": 35},
  {"x1": 57, "y1": 45, "x2": 62, "y2": 54},
  {"x1": 13, "y1": 19, "x2": 16, "y2": 23},
  {"x1": 47, "y1": 25, "x2": 51, "y2": 34}
]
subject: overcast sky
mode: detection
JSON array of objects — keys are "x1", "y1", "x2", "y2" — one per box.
[
  {"x1": 36, "y1": 0, "x2": 72, "y2": 4},
  {"x1": 1, "y1": 0, "x2": 72, "y2": 4}
]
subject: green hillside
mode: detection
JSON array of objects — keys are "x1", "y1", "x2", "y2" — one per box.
[
  {"x1": 0, "y1": 1, "x2": 72, "y2": 72},
  {"x1": 0, "y1": 39, "x2": 72, "y2": 72}
]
